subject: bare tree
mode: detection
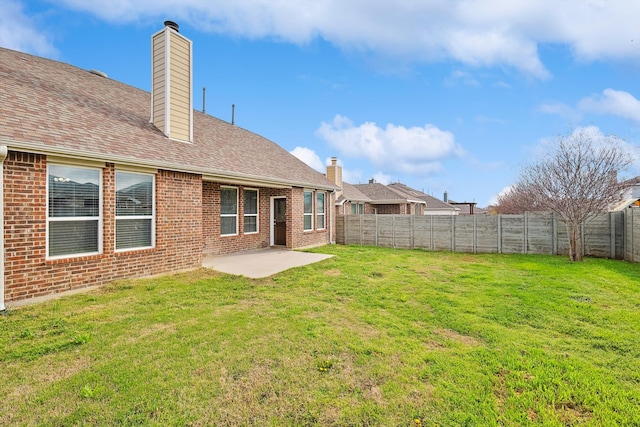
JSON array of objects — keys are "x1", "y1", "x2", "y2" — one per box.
[
  {"x1": 512, "y1": 129, "x2": 635, "y2": 261},
  {"x1": 494, "y1": 183, "x2": 546, "y2": 214}
]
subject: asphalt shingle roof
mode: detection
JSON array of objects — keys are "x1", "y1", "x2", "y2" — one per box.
[
  {"x1": 338, "y1": 183, "x2": 371, "y2": 203},
  {"x1": 0, "y1": 47, "x2": 336, "y2": 190},
  {"x1": 387, "y1": 183, "x2": 458, "y2": 210},
  {"x1": 352, "y1": 182, "x2": 416, "y2": 202}
]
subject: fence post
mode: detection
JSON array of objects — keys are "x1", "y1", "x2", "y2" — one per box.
[
  {"x1": 375, "y1": 214, "x2": 379, "y2": 247},
  {"x1": 451, "y1": 215, "x2": 455, "y2": 251},
  {"x1": 552, "y1": 212, "x2": 557, "y2": 255},
  {"x1": 473, "y1": 214, "x2": 477, "y2": 254},
  {"x1": 345, "y1": 215, "x2": 350, "y2": 245},
  {"x1": 632, "y1": 208, "x2": 635, "y2": 262},
  {"x1": 497, "y1": 215, "x2": 502, "y2": 254},
  {"x1": 410, "y1": 215, "x2": 415, "y2": 249},
  {"x1": 524, "y1": 212, "x2": 528, "y2": 254},
  {"x1": 430, "y1": 215, "x2": 434, "y2": 251},
  {"x1": 609, "y1": 212, "x2": 615, "y2": 259},
  {"x1": 392, "y1": 215, "x2": 396, "y2": 249},
  {"x1": 581, "y1": 221, "x2": 585, "y2": 258}
]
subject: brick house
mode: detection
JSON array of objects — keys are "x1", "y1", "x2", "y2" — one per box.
[
  {"x1": 325, "y1": 158, "x2": 426, "y2": 215},
  {"x1": 387, "y1": 183, "x2": 460, "y2": 215},
  {"x1": 0, "y1": 22, "x2": 336, "y2": 308}
]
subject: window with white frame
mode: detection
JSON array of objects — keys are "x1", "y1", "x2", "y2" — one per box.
[
  {"x1": 303, "y1": 190, "x2": 313, "y2": 231},
  {"x1": 316, "y1": 192, "x2": 326, "y2": 229},
  {"x1": 47, "y1": 164, "x2": 102, "y2": 258},
  {"x1": 244, "y1": 189, "x2": 258, "y2": 233},
  {"x1": 115, "y1": 171, "x2": 154, "y2": 250},
  {"x1": 221, "y1": 186, "x2": 238, "y2": 235},
  {"x1": 350, "y1": 202, "x2": 364, "y2": 215}
]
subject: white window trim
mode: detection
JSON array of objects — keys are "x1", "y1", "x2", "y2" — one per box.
[
  {"x1": 115, "y1": 171, "x2": 156, "y2": 252},
  {"x1": 316, "y1": 192, "x2": 326, "y2": 230},
  {"x1": 303, "y1": 190, "x2": 314, "y2": 232},
  {"x1": 46, "y1": 163, "x2": 103, "y2": 260},
  {"x1": 221, "y1": 186, "x2": 239, "y2": 236},
  {"x1": 243, "y1": 188, "x2": 259, "y2": 235}
]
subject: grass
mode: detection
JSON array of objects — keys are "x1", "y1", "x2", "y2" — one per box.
[{"x1": 1, "y1": 245, "x2": 640, "y2": 426}]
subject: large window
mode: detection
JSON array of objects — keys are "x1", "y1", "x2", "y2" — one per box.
[
  {"x1": 47, "y1": 164, "x2": 102, "y2": 258},
  {"x1": 316, "y1": 192, "x2": 326, "y2": 230},
  {"x1": 244, "y1": 189, "x2": 258, "y2": 233},
  {"x1": 116, "y1": 171, "x2": 154, "y2": 250},
  {"x1": 303, "y1": 190, "x2": 313, "y2": 231},
  {"x1": 221, "y1": 187, "x2": 238, "y2": 235}
]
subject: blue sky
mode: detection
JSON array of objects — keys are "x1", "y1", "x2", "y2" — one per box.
[{"x1": 2, "y1": 0, "x2": 639, "y2": 206}]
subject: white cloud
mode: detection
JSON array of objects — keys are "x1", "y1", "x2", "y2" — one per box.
[
  {"x1": 0, "y1": 0, "x2": 58, "y2": 56},
  {"x1": 578, "y1": 89, "x2": 640, "y2": 123},
  {"x1": 341, "y1": 168, "x2": 363, "y2": 185},
  {"x1": 532, "y1": 125, "x2": 640, "y2": 170},
  {"x1": 487, "y1": 185, "x2": 513, "y2": 207},
  {"x1": 537, "y1": 102, "x2": 581, "y2": 121},
  {"x1": 372, "y1": 172, "x2": 391, "y2": 185},
  {"x1": 53, "y1": 0, "x2": 640, "y2": 78},
  {"x1": 290, "y1": 146, "x2": 324, "y2": 172},
  {"x1": 316, "y1": 114, "x2": 463, "y2": 178}
]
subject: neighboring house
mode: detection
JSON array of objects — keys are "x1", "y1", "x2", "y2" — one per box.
[
  {"x1": 337, "y1": 183, "x2": 372, "y2": 215},
  {"x1": 326, "y1": 158, "x2": 372, "y2": 215},
  {"x1": 351, "y1": 181, "x2": 425, "y2": 215},
  {"x1": 610, "y1": 176, "x2": 640, "y2": 211},
  {"x1": 0, "y1": 21, "x2": 336, "y2": 307},
  {"x1": 387, "y1": 183, "x2": 460, "y2": 215},
  {"x1": 621, "y1": 176, "x2": 640, "y2": 199},
  {"x1": 444, "y1": 192, "x2": 487, "y2": 215}
]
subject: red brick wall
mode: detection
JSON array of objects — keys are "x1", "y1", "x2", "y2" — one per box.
[
  {"x1": 291, "y1": 187, "x2": 332, "y2": 249},
  {"x1": 202, "y1": 184, "x2": 332, "y2": 255},
  {"x1": 3, "y1": 152, "x2": 203, "y2": 303},
  {"x1": 373, "y1": 204, "x2": 401, "y2": 215},
  {"x1": 202, "y1": 182, "x2": 288, "y2": 255}
]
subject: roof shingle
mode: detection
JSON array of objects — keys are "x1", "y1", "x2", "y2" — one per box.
[{"x1": 0, "y1": 47, "x2": 336, "y2": 190}]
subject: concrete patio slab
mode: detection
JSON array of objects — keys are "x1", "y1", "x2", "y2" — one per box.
[{"x1": 202, "y1": 248, "x2": 334, "y2": 278}]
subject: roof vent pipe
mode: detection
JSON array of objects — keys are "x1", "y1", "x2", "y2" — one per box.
[
  {"x1": 164, "y1": 20, "x2": 179, "y2": 32},
  {"x1": 232, "y1": 104, "x2": 235, "y2": 125},
  {"x1": 444, "y1": 191, "x2": 448, "y2": 203}
]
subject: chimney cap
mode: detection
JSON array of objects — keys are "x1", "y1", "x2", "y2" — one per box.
[{"x1": 164, "y1": 20, "x2": 179, "y2": 32}]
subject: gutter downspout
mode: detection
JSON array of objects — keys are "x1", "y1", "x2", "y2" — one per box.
[
  {"x1": 330, "y1": 190, "x2": 335, "y2": 244},
  {"x1": 0, "y1": 146, "x2": 7, "y2": 311}
]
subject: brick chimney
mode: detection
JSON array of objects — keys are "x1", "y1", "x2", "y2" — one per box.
[
  {"x1": 326, "y1": 157, "x2": 343, "y2": 196},
  {"x1": 151, "y1": 21, "x2": 193, "y2": 143}
]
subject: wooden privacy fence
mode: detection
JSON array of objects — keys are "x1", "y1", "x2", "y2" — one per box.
[{"x1": 336, "y1": 209, "x2": 640, "y2": 262}]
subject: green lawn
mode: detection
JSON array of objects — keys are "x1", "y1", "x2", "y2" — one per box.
[{"x1": 1, "y1": 246, "x2": 639, "y2": 426}]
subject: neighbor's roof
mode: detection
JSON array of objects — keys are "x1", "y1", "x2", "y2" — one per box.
[
  {"x1": 610, "y1": 198, "x2": 640, "y2": 212},
  {"x1": 352, "y1": 182, "x2": 425, "y2": 204},
  {"x1": 336, "y1": 182, "x2": 372, "y2": 204},
  {"x1": 0, "y1": 47, "x2": 336, "y2": 190},
  {"x1": 387, "y1": 182, "x2": 459, "y2": 211},
  {"x1": 448, "y1": 200, "x2": 488, "y2": 215}
]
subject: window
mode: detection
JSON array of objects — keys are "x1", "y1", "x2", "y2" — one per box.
[
  {"x1": 350, "y1": 203, "x2": 364, "y2": 215},
  {"x1": 221, "y1": 187, "x2": 238, "y2": 235},
  {"x1": 47, "y1": 164, "x2": 102, "y2": 258},
  {"x1": 303, "y1": 190, "x2": 313, "y2": 231},
  {"x1": 116, "y1": 171, "x2": 154, "y2": 250},
  {"x1": 316, "y1": 192, "x2": 326, "y2": 230},
  {"x1": 244, "y1": 189, "x2": 258, "y2": 233}
]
